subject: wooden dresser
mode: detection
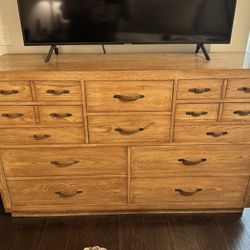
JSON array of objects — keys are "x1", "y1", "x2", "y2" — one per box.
[{"x1": 0, "y1": 53, "x2": 250, "y2": 216}]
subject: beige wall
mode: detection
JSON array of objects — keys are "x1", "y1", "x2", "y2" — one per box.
[{"x1": 0, "y1": 0, "x2": 249, "y2": 56}]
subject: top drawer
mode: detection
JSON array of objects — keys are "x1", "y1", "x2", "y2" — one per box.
[
  {"x1": 34, "y1": 81, "x2": 82, "y2": 101},
  {"x1": 177, "y1": 79, "x2": 223, "y2": 99},
  {"x1": 0, "y1": 82, "x2": 32, "y2": 101},
  {"x1": 86, "y1": 81, "x2": 173, "y2": 112},
  {"x1": 226, "y1": 79, "x2": 250, "y2": 99}
]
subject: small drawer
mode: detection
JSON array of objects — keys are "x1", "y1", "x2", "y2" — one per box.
[
  {"x1": 177, "y1": 79, "x2": 223, "y2": 99},
  {"x1": 174, "y1": 125, "x2": 250, "y2": 143},
  {"x1": 0, "y1": 106, "x2": 36, "y2": 125},
  {"x1": 34, "y1": 81, "x2": 82, "y2": 101},
  {"x1": 2, "y1": 147, "x2": 127, "y2": 177},
  {"x1": 8, "y1": 178, "x2": 127, "y2": 206},
  {"x1": 0, "y1": 82, "x2": 32, "y2": 101},
  {"x1": 131, "y1": 177, "x2": 248, "y2": 204},
  {"x1": 226, "y1": 79, "x2": 250, "y2": 99},
  {"x1": 222, "y1": 103, "x2": 250, "y2": 122},
  {"x1": 38, "y1": 106, "x2": 83, "y2": 125},
  {"x1": 175, "y1": 103, "x2": 219, "y2": 123},
  {"x1": 86, "y1": 81, "x2": 173, "y2": 112},
  {"x1": 88, "y1": 115, "x2": 171, "y2": 144},
  {"x1": 0, "y1": 127, "x2": 84, "y2": 144}
]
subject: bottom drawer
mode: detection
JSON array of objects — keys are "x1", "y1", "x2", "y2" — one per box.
[
  {"x1": 8, "y1": 178, "x2": 127, "y2": 206},
  {"x1": 131, "y1": 177, "x2": 248, "y2": 204}
]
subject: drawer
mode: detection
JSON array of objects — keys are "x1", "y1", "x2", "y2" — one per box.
[
  {"x1": 0, "y1": 127, "x2": 84, "y2": 144},
  {"x1": 34, "y1": 81, "x2": 82, "y2": 101},
  {"x1": 174, "y1": 125, "x2": 250, "y2": 143},
  {"x1": 8, "y1": 178, "x2": 127, "y2": 206},
  {"x1": 0, "y1": 106, "x2": 36, "y2": 125},
  {"x1": 222, "y1": 103, "x2": 250, "y2": 122},
  {"x1": 175, "y1": 103, "x2": 219, "y2": 123},
  {"x1": 226, "y1": 79, "x2": 250, "y2": 99},
  {"x1": 131, "y1": 145, "x2": 250, "y2": 177},
  {"x1": 131, "y1": 177, "x2": 248, "y2": 204},
  {"x1": 2, "y1": 147, "x2": 127, "y2": 177},
  {"x1": 86, "y1": 81, "x2": 173, "y2": 112},
  {"x1": 177, "y1": 79, "x2": 223, "y2": 99},
  {"x1": 88, "y1": 115, "x2": 171, "y2": 144},
  {"x1": 0, "y1": 81, "x2": 32, "y2": 101},
  {"x1": 38, "y1": 106, "x2": 83, "y2": 125}
]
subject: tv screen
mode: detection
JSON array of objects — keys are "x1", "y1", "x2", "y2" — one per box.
[{"x1": 17, "y1": 0, "x2": 237, "y2": 45}]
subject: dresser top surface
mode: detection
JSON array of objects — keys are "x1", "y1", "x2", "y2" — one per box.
[{"x1": 0, "y1": 52, "x2": 250, "y2": 72}]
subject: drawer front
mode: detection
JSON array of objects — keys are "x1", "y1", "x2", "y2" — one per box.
[
  {"x1": 175, "y1": 103, "x2": 219, "y2": 123},
  {"x1": 0, "y1": 106, "x2": 36, "y2": 125},
  {"x1": 8, "y1": 178, "x2": 127, "y2": 206},
  {"x1": 222, "y1": 103, "x2": 250, "y2": 122},
  {"x1": 174, "y1": 125, "x2": 250, "y2": 143},
  {"x1": 0, "y1": 127, "x2": 84, "y2": 144},
  {"x1": 86, "y1": 81, "x2": 173, "y2": 112},
  {"x1": 88, "y1": 115, "x2": 171, "y2": 144},
  {"x1": 131, "y1": 145, "x2": 250, "y2": 177},
  {"x1": 2, "y1": 147, "x2": 127, "y2": 177},
  {"x1": 0, "y1": 82, "x2": 32, "y2": 101},
  {"x1": 226, "y1": 79, "x2": 250, "y2": 99},
  {"x1": 34, "y1": 81, "x2": 82, "y2": 101},
  {"x1": 131, "y1": 177, "x2": 248, "y2": 204},
  {"x1": 38, "y1": 106, "x2": 83, "y2": 125},
  {"x1": 177, "y1": 79, "x2": 223, "y2": 99}
]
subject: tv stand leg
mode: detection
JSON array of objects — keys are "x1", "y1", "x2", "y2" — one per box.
[
  {"x1": 45, "y1": 45, "x2": 59, "y2": 63},
  {"x1": 195, "y1": 43, "x2": 210, "y2": 61}
]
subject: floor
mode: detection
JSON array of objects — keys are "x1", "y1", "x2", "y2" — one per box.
[{"x1": 0, "y1": 201, "x2": 250, "y2": 250}]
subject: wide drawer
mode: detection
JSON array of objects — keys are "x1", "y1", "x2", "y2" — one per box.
[
  {"x1": 174, "y1": 125, "x2": 250, "y2": 143},
  {"x1": 177, "y1": 79, "x2": 223, "y2": 99},
  {"x1": 131, "y1": 145, "x2": 250, "y2": 177},
  {"x1": 0, "y1": 81, "x2": 32, "y2": 101},
  {"x1": 8, "y1": 178, "x2": 127, "y2": 206},
  {"x1": 86, "y1": 81, "x2": 173, "y2": 112},
  {"x1": 226, "y1": 79, "x2": 250, "y2": 99},
  {"x1": 34, "y1": 81, "x2": 82, "y2": 101},
  {"x1": 0, "y1": 127, "x2": 84, "y2": 144},
  {"x1": 2, "y1": 147, "x2": 127, "y2": 177},
  {"x1": 222, "y1": 103, "x2": 250, "y2": 122},
  {"x1": 88, "y1": 115, "x2": 171, "y2": 144},
  {"x1": 131, "y1": 177, "x2": 248, "y2": 204}
]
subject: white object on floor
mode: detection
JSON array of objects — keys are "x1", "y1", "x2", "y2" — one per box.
[{"x1": 83, "y1": 247, "x2": 107, "y2": 250}]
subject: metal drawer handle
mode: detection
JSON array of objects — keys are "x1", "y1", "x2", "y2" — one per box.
[
  {"x1": 238, "y1": 87, "x2": 250, "y2": 93},
  {"x1": 55, "y1": 190, "x2": 82, "y2": 198},
  {"x1": 188, "y1": 88, "x2": 211, "y2": 94},
  {"x1": 2, "y1": 113, "x2": 24, "y2": 119},
  {"x1": 207, "y1": 131, "x2": 228, "y2": 137},
  {"x1": 233, "y1": 110, "x2": 250, "y2": 116},
  {"x1": 50, "y1": 113, "x2": 72, "y2": 119},
  {"x1": 47, "y1": 89, "x2": 70, "y2": 95},
  {"x1": 186, "y1": 111, "x2": 208, "y2": 117},
  {"x1": 178, "y1": 158, "x2": 207, "y2": 166},
  {"x1": 0, "y1": 89, "x2": 19, "y2": 95},
  {"x1": 175, "y1": 188, "x2": 203, "y2": 196},
  {"x1": 113, "y1": 94, "x2": 145, "y2": 102},
  {"x1": 115, "y1": 127, "x2": 144, "y2": 135},
  {"x1": 51, "y1": 160, "x2": 80, "y2": 168},
  {"x1": 30, "y1": 134, "x2": 51, "y2": 140}
]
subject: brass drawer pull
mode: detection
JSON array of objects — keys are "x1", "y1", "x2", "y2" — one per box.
[
  {"x1": 238, "y1": 87, "x2": 250, "y2": 93},
  {"x1": 207, "y1": 131, "x2": 228, "y2": 137},
  {"x1": 186, "y1": 111, "x2": 208, "y2": 117},
  {"x1": 2, "y1": 113, "x2": 24, "y2": 119},
  {"x1": 188, "y1": 88, "x2": 211, "y2": 94},
  {"x1": 233, "y1": 110, "x2": 250, "y2": 116},
  {"x1": 0, "y1": 89, "x2": 19, "y2": 95},
  {"x1": 50, "y1": 113, "x2": 72, "y2": 119},
  {"x1": 115, "y1": 127, "x2": 144, "y2": 135},
  {"x1": 178, "y1": 158, "x2": 207, "y2": 166},
  {"x1": 55, "y1": 190, "x2": 82, "y2": 198},
  {"x1": 30, "y1": 134, "x2": 51, "y2": 140},
  {"x1": 175, "y1": 188, "x2": 203, "y2": 196},
  {"x1": 51, "y1": 160, "x2": 80, "y2": 168},
  {"x1": 47, "y1": 89, "x2": 70, "y2": 95},
  {"x1": 113, "y1": 94, "x2": 145, "y2": 102}
]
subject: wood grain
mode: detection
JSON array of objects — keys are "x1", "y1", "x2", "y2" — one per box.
[
  {"x1": 222, "y1": 103, "x2": 250, "y2": 122},
  {"x1": 226, "y1": 79, "x2": 250, "y2": 99}
]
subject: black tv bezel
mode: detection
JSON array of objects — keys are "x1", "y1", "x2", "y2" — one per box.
[{"x1": 16, "y1": 0, "x2": 237, "y2": 47}]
